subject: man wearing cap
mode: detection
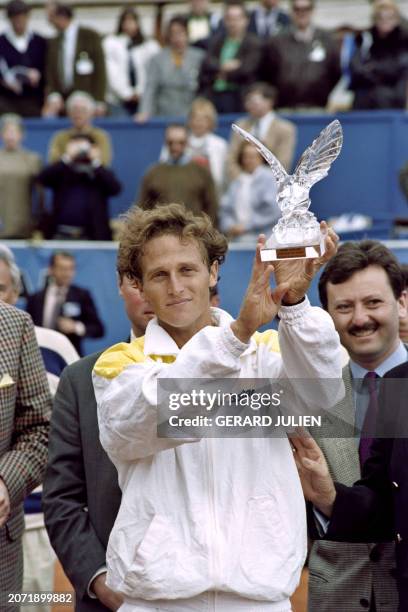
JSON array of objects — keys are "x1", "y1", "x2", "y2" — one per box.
[{"x1": 0, "y1": 0, "x2": 47, "y2": 116}]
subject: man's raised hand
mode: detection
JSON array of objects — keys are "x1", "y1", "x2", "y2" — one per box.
[
  {"x1": 273, "y1": 222, "x2": 339, "y2": 305},
  {"x1": 231, "y1": 235, "x2": 289, "y2": 343}
]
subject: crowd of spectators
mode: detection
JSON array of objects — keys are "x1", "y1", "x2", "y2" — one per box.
[{"x1": 1, "y1": 0, "x2": 408, "y2": 119}]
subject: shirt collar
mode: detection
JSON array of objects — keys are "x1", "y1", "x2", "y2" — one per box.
[
  {"x1": 143, "y1": 307, "x2": 234, "y2": 357},
  {"x1": 5, "y1": 26, "x2": 32, "y2": 51},
  {"x1": 349, "y1": 341, "x2": 408, "y2": 381}
]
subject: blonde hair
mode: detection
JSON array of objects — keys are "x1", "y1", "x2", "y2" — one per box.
[
  {"x1": 188, "y1": 97, "x2": 218, "y2": 132},
  {"x1": 372, "y1": 0, "x2": 400, "y2": 20}
]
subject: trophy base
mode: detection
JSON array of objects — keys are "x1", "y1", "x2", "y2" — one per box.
[{"x1": 260, "y1": 242, "x2": 324, "y2": 262}]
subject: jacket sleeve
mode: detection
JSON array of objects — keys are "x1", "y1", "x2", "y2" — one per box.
[
  {"x1": 224, "y1": 36, "x2": 262, "y2": 84},
  {"x1": 325, "y1": 437, "x2": 394, "y2": 543},
  {"x1": 93, "y1": 325, "x2": 250, "y2": 462},
  {"x1": 220, "y1": 181, "x2": 238, "y2": 232},
  {"x1": 94, "y1": 166, "x2": 122, "y2": 196},
  {"x1": 90, "y1": 31, "x2": 107, "y2": 103},
  {"x1": 43, "y1": 365, "x2": 109, "y2": 602},
  {"x1": 269, "y1": 299, "x2": 344, "y2": 412},
  {"x1": 139, "y1": 54, "x2": 160, "y2": 116},
  {"x1": 36, "y1": 161, "x2": 67, "y2": 187},
  {"x1": 0, "y1": 314, "x2": 51, "y2": 508},
  {"x1": 79, "y1": 290, "x2": 105, "y2": 339},
  {"x1": 103, "y1": 36, "x2": 133, "y2": 102},
  {"x1": 201, "y1": 167, "x2": 219, "y2": 226}
]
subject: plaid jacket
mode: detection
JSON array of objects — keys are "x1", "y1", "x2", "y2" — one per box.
[{"x1": 0, "y1": 301, "x2": 51, "y2": 545}]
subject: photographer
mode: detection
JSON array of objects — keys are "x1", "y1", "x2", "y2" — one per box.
[{"x1": 36, "y1": 134, "x2": 121, "y2": 240}]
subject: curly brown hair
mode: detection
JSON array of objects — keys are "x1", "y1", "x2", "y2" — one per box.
[{"x1": 117, "y1": 203, "x2": 228, "y2": 281}]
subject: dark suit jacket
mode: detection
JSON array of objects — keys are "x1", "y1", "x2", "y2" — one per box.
[
  {"x1": 43, "y1": 352, "x2": 122, "y2": 612},
  {"x1": 199, "y1": 32, "x2": 263, "y2": 95},
  {"x1": 0, "y1": 302, "x2": 51, "y2": 590},
  {"x1": 26, "y1": 284, "x2": 104, "y2": 355},
  {"x1": 46, "y1": 26, "x2": 106, "y2": 103},
  {"x1": 323, "y1": 362, "x2": 408, "y2": 611},
  {"x1": 0, "y1": 32, "x2": 47, "y2": 116}
]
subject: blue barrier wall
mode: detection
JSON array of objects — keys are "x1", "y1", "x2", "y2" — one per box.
[
  {"x1": 6, "y1": 240, "x2": 408, "y2": 355},
  {"x1": 23, "y1": 111, "x2": 408, "y2": 226}
]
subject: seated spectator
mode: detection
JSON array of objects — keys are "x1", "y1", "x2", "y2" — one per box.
[
  {"x1": 136, "y1": 16, "x2": 204, "y2": 121},
  {"x1": 248, "y1": 0, "x2": 291, "y2": 38},
  {"x1": 37, "y1": 134, "x2": 121, "y2": 241},
  {"x1": 199, "y1": 2, "x2": 263, "y2": 113},
  {"x1": 0, "y1": 114, "x2": 42, "y2": 239},
  {"x1": 103, "y1": 8, "x2": 160, "y2": 116},
  {"x1": 349, "y1": 0, "x2": 408, "y2": 110},
  {"x1": 220, "y1": 141, "x2": 279, "y2": 241},
  {"x1": 185, "y1": 0, "x2": 221, "y2": 49},
  {"x1": 27, "y1": 250, "x2": 104, "y2": 356},
  {"x1": 43, "y1": 2, "x2": 106, "y2": 117},
  {"x1": 0, "y1": 0, "x2": 47, "y2": 117},
  {"x1": 48, "y1": 91, "x2": 112, "y2": 166},
  {"x1": 263, "y1": 0, "x2": 341, "y2": 110},
  {"x1": 139, "y1": 123, "x2": 218, "y2": 224},
  {"x1": 227, "y1": 82, "x2": 296, "y2": 182},
  {"x1": 160, "y1": 97, "x2": 228, "y2": 191}
]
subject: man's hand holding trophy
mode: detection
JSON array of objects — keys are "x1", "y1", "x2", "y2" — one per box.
[{"x1": 232, "y1": 120, "x2": 343, "y2": 305}]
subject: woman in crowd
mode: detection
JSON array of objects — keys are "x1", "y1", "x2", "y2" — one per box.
[
  {"x1": 103, "y1": 8, "x2": 160, "y2": 116},
  {"x1": 160, "y1": 97, "x2": 227, "y2": 190},
  {"x1": 136, "y1": 16, "x2": 204, "y2": 121},
  {"x1": 349, "y1": 0, "x2": 408, "y2": 109},
  {"x1": 0, "y1": 114, "x2": 42, "y2": 238},
  {"x1": 220, "y1": 140, "x2": 280, "y2": 241}
]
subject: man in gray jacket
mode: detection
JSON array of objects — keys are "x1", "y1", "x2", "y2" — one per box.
[{"x1": 307, "y1": 240, "x2": 407, "y2": 612}]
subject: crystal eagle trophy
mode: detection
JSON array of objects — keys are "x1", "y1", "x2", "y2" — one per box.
[{"x1": 232, "y1": 119, "x2": 343, "y2": 261}]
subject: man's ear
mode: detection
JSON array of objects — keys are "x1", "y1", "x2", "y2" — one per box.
[
  {"x1": 398, "y1": 289, "x2": 407, "y2": 320},
  {"x1": 209, "y1": 260, "x2": 219, "y2": 288}
]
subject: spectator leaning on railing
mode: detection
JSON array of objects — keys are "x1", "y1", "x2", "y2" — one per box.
[
  {"x1": 0, "y1": 0, "x2": 47, "y2": 117},
  {"x1": 103, "y1": 7, "x2": 160, "y2": 117},
  {"x1": 136, "y1": 16, "x2": 204, "y2": 122},
  {"x1": 43, "y1": 2, "x2": 107, "y2": 117}
]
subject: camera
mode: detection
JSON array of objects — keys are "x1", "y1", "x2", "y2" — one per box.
[{"x1": 73, "y1": 142, "x2": 92, "y2": 164}]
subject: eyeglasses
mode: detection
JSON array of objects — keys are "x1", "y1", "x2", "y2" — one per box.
[{"x1": 166, "y1": 139, "x2": 187, "y2": 145}]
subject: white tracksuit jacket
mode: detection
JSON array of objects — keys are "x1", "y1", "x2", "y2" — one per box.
[{"x1": 93, "y1": 300, "x2": 342, "y2": 608}]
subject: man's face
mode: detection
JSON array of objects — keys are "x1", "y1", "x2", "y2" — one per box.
[
  {"x1": 69, "y1": 101, "x2": 93, "y2": 129},
  {"x1": 138, "y1": 234, "x2": 218, "y2": 341},
  {"x1": 224, "y1": 6, "x2": 248, "y2": 38},
  {"x1": 119, "y1": 275, "x2": 154, "y2": 336},
  {"x1": 244, "y1": 91, "x2": 272, "y2": 118},
  {"x1": 0, "y1": 260, "x2": 18, "y2": 305},
  {"x1": 292, "y1": 0, "x2": 314, "y2": 30},
  {"x1": 2, "y1": 124, "x2": 23, "y2": 151},
  {"x1": 50, "y1": 255, "x2": 76, "y2": 287},
  {"x1": 165, "y1": 127, "x2": 188, "y2": 162},
  {"x1": 326, "y1": 266, "x2": 407, "y2": 368},
  {"x1": 10, "y1": 13, "x2": 29, "y2": 36}
]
